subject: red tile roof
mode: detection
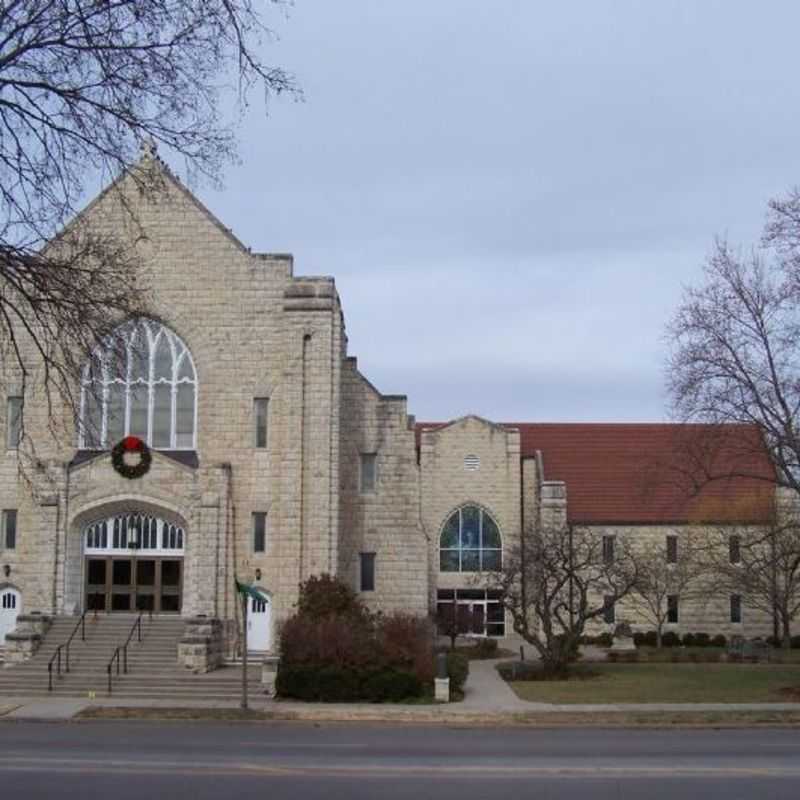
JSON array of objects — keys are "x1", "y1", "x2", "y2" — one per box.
[{"x1": 416, "y1": 422, "x2": 775, "y2": 524}]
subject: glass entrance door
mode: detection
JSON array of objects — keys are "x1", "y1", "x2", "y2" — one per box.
[{"x1": 85, "y1": 557, "x2": 182, "y2": 613}]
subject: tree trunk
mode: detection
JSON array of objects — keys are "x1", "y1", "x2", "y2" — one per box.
[
  {"x1": 656, "y1": 624, "x2": 663, "y2": 649},
  {"x1": 782, "y1": 617, "x2": 791, "y2": 650}
]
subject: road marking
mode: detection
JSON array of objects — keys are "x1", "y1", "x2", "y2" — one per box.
[{"x1": 1, "y1": 757, "x2": 799, "y2": 780}]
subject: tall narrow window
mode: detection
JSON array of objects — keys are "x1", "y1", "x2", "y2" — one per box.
[
  {"x1": 666, "y1": 535, "x2": 678, "y2": 564},
  {"x1": 254, "y1": 398, "x2": 269, "y2": 448},
  {"x1": 729, "y1": 535, "x2": 741, "y2": 564},
  {"x1": 252, "y1": 512, "x2": 267, "y2": 553},
  {"x1": 2, "y1": 510, "x2": 17, "y2": 550},
  {"x1": 667, "y1": 594, "x2": 679, "y2": 624},
  {"x1": 6, "y1": 396, "x2": 21, "y2": 449},
  {"x1": 603, "y1": 595, "x2": 615, "y2": 625},
  {"x1": 730, "y1": 594, "x2": 742, "y2": 624},
  {"x1": 360, "y1": 552, "x2": 375, "y2": 592},
  {"x1": 602, "y1": 535, "x2": 615, "y2": 565},
  {"x1": 360, "y1": 453, "x2": 377, "y2": 493}
]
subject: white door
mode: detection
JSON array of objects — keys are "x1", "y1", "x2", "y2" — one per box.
[
  {"x1": 0, "y1": 589, "x2": 20, "y2": 643},
  {"x1": 247, "y1": 594, "x2": 271, "y2": 652}
]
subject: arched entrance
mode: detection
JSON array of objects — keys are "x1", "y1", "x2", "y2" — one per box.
[
  {"x1": 247, "y1": 592, "x2": 272, "y2": 651},
  {"x1": 83, "y1": 513, "x2": 185, "y2": 613},
  {"x1": 0, "y1": 587, "x2": 21, "y2": 641}
]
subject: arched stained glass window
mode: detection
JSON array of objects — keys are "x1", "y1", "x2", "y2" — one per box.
[
  {"x1": 80, "y1": 319, "x2": 197, "y2": 449},
  {"x1": 439, "y1": 505, "x2": 502, "y2": 572}
]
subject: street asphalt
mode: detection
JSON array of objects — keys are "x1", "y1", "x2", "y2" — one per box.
[{"x1": 0, "y1": 720, "x2": 799, "y2": 798}]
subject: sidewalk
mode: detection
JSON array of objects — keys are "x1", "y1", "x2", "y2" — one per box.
[{"x1": 2, "y1": 658, "x2": 799, "y2": 723}]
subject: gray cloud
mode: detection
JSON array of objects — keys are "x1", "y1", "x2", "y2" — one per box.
[{"x1": 197, "y1": 0, "x2": 800, "y2": 422}]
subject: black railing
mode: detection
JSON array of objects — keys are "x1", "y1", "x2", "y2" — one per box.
[
  {"x1": 106, "y1": 613, "x2": 143, "y2": 695},
  {"x1": 47, "y1": 611, "x2": 87, "y2": 692}
]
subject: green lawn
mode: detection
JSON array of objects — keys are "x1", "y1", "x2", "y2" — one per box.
[{"x1": 507, "y1": 662, "x2": 800, "y2": 704}]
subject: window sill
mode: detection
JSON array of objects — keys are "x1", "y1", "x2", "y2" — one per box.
[{"x1": 70, "y1": 449, "x2": 199, "y2": 469}]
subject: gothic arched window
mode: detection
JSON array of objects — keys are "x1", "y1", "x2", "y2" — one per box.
[
  {"x1": 80, "y1": 319, "x2": 197, "y2": 449},
  {"x1": 439, "y1": 505, "x2": 502, "y2": 572}
]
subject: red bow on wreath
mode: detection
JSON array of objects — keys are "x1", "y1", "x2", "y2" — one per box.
[{"x1": 122, "y1": 435, "x2": 145, "y2": 452}]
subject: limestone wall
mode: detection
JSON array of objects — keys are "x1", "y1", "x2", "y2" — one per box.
[{"x1": 337, "y1": 359, "x2": 427, "y2": 614}]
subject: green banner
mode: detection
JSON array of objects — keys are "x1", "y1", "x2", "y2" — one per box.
[{"x1": 235, "y1": 578, "x2": 267, "y2": 601}]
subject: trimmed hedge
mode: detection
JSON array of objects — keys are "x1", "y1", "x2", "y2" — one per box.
[{"x1": 276, "y1": 664, "x2": 423, "y2": 703}]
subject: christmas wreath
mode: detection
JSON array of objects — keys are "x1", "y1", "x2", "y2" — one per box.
[{"x1": 111, "y1": 435, "x2": 152, "y2": 479}]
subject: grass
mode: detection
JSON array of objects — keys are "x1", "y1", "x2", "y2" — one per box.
[
  {"x1": 74, "y1": 705, "x2": 800, "y2": 728},
  {"x1": 505, "y1": 661, "x2": 800, "y2": 704}
]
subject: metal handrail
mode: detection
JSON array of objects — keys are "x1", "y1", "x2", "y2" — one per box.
[
  {"x1": 46, "y1": 611, "x2": 88, "y2": 692},
  {"x1": 106, "y1": 613, "x2": 143, "y2": 695}
]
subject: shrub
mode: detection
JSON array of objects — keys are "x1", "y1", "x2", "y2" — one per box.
[
  {"x1": 694, "y1": 632, "x2": 710, "y2": 648},
  {"x1": 277, "y1": 575, "x2": 435, "y2": 702},
  {"x1": 607, "y1": 651, "x2": 638, "y2": 663},
  {"x1": 446, "y1": 652, "x2": 470, "y2": 692},
  {"x1": 661, "y1": 631, "x2": 680, "y2": 647},
  {"x1": 633, "y1": 632, "x2": 647, "y2": 647},
  {"x1": 473, "y1": 638, "x2": 499, "y2": 659},
  {"x1": 279, "y1": 613, "x2": 376, "y2": 670},
  {"x1": 296, "y1": 573, "x2": 369, "y2": 622},
  {"x1": 791, "y1": 635, "x2": 800, "y2": 649},
  {"x1": 711, "y1": 634, "x2": 727, "y2": 648},
  {"x1": 376, "y1": 613, "x2": 436, "y2": 684},
  {"x1": 682, "y1": 632, "x2": 696, "y2": 647},
  {"x1": 363, "y1": 669, "x2": 422, "y2": 702},
  {"x1": 596, "y1": 632, "x2": 613, "y2": 648}
]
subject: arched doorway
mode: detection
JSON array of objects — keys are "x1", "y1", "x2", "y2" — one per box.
[
  {"x1": 0, "y1": 587, "x2": 21, "y2": 641},
  {"x1": 83, "y1": 513, "x2": 185, "y2": 613},
  {"x1": 247, "y1": 593, "x2": 272, "y2": 652}
]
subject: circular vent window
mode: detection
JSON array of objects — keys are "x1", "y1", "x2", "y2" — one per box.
[{"x1": 464, "y1": 454, "x2": 480, "y2": 471}]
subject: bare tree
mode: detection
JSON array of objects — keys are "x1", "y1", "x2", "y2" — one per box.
[
  {"x1": 627, "y1": 534, "x2": 707, "y2": 648},
  {"x1": 0, "y1": 1, "x2": 297, "y2": 444},
  {"x1": 666, "y1": 187, "x2": 800, "y2": 496},
  {"x1": 491, "y1": 522, "x2": 640, "y2": 677},
  {"x1": 435, "y1": 601, "x2": 470, "y2": 651},
  {"x1": 704, "y1": 514, "x2": 800, "y2": 649}
]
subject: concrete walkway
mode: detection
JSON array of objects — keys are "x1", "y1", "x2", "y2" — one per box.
[{"x1": 459, "y1": 658, "x2": 528, "y2": 711}]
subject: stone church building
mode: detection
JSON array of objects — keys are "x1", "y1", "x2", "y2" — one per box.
[{"x1": 0, "y1": 153, "x2": 778, "y2": 661}]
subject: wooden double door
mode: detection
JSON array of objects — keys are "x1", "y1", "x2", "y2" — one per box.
[{"x1": 85, "y1": 557, "x2": 182, "y2": 613}]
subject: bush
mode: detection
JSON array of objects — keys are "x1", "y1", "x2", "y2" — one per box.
[
  {"x1": 711, "y1": 634, "x2": 727, "y2": 648},
  {"x1": 682, "y1": 632, "x2": 696, "y2": 647},
  {"x1": 363, "y1": 669, "x2": 422, "y2": 702},
  {"x1": 596, "y1": 632, "x2": 613, "y2": 648},
  {"x1": 473, "y1": 638, "x2": 499, "y2": 659},
  {"x1": 693, "y1": 632, "x2": 711, "y2": 648},
  {"x1": 277, "y1": 575, "x2": 435, "y2": 702},
  {"x1": 446, "y1": 652, "x2": 470, "y2": 692},
  {"x1": 296, "y1": 574, "x2": 369, "y2": 622},
  {"x1": 791, "y1": 635, "x2": 800, "y2": 649},
  {"x1": 607, "y1": 651, "x2": 638, "y2": 663},
  {"x1": 275, "y1": 663, "x2": 320, "y2": 701},
  {"x1": 643, "y1": 631, "x2": 658, "y2": 647},
  {"x1": 661, "y1": 631, "x2": 680, "y2": 647}
]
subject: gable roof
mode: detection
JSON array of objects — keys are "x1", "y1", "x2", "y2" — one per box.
[{"x1": 416, "y1": 422, "x2": 775, "y2": 524}]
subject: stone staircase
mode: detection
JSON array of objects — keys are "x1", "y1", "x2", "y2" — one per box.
[{"x1": 0, "y1": 614, "x2": 266, "y2": 701}]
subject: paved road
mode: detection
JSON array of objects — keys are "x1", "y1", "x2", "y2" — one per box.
[{"x1": 1, "y1": 721, "x2": 799, "y2": 799}]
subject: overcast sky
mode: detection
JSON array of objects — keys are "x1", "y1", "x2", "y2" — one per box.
[{"x1": 197, "y1": 1, "x2": 800, "y2": 423}]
